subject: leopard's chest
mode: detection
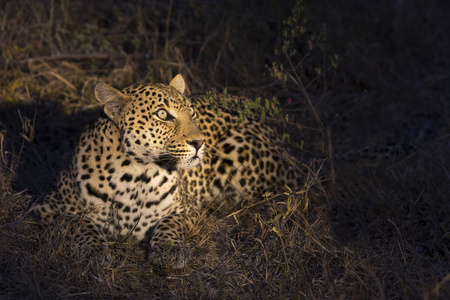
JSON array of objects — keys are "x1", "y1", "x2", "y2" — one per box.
[
  {"x1": 115, "y1": 172, "x2": 178, "y2": 240},
  {"x1": 79, "y1": 159, "x2": 179, "y2": 241}
]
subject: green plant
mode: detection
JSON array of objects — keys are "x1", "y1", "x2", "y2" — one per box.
[
  {"x1": 202, "y1": 89, "x2": 284, "y2": 123},
  {"x1": 269, "y1": 0, "x2": 339, "y2": 150}
]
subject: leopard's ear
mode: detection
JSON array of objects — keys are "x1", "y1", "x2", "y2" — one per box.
[
  {"x1": 169, "y1": 74, "x2": 186, "y2": 94},
  {"x1": 95, "y1": 82, "x2": 128, "y2": 121}
]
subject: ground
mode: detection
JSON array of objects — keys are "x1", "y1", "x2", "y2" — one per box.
[{"x1": 0, "y1": 0, "x2": 449, "y2": 298}]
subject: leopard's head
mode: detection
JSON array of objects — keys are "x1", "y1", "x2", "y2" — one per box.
[{"x1": 94, "y1": 75, "x2": 205, "y2": 169}]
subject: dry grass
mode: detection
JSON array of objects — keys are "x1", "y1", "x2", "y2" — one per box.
[{"x1": 1, "y1": 0, "x2": 449, "y2": 298}]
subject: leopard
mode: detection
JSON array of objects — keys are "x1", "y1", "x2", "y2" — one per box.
[{"x1": 33, "y1": 75, "x2": 304, "y2": 268}]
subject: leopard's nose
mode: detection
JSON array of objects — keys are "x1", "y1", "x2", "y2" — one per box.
[{"x1": 186, "y1": 139, "x2": 205, "y2": 151}]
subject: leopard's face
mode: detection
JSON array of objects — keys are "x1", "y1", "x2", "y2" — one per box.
[{"x1": 95, "y1": 77, "x2": 205, "y2": 169}]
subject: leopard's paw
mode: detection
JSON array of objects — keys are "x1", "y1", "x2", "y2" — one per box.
[{"x1": 148, "y1": 244, "x2": 191, "y2": 269}]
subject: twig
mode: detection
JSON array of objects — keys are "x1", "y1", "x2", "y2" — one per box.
[
  {"x1": 21, "y1": 53, "x2": 110, "y2": 64},
  {"x1": 48, "y1": 71, "x2": 76, "y2": 91},
  {"x1": 327, "y1": 126, "x2": 335, "y2": 185},
  {"x1": 164, "y1": 0, "x2": 173, "y2": 62},
  {"x1": 285, "y1": 53, "x2": 325, "y2": 141},
  {"x1": 431, "y1": 273, "x2": 450, "y2": 298}
]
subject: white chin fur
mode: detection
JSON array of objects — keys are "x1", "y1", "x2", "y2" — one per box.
[{"x1": 177, "y1": 156, "x2": 202, "y2": 170}]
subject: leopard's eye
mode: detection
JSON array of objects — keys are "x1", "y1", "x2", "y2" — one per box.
[
  {"x1": 189, "y1": 106, "x2": 196, "y2": 117},
  {"x1": 157, "y1": 109, "x2": 167, "y2": 119},
  {"x1": 155, "y1": 109, "x2": 171, "y2": 121}
]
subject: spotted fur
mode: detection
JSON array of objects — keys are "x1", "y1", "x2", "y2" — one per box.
[
  {"x1": 34, "y1": 75, "x2": 304, "y2": 268},
  {"x1": 183, "y1": 97, "x2": 303, "y2": 206}
]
